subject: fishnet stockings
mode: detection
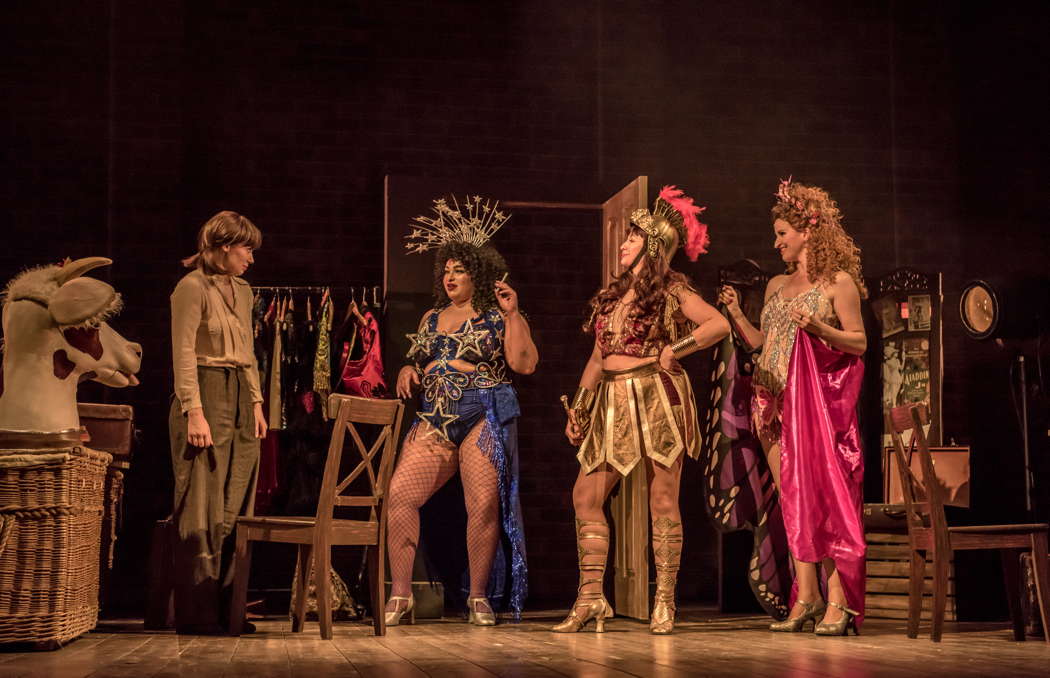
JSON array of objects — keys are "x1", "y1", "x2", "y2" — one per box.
[{"x1": 385, "y1": 420, "x2": 499, "y2": 614}]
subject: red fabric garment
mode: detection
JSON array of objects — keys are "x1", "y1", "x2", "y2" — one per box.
[
  {"x1": 339, "y1": 311, "x2": 386, "y2": 398},
  {"x1": 780, "y1": 329, "x2": 867, "y2": 626},
  {"x1": 254, "y1": 431, "x2": 281, "y2": 515},
  {"x1": 593, "y1": 306, "x2": 659, "y2": 358}
]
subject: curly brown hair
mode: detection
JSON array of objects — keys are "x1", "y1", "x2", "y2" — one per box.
[
  {"x1": 583, "y1": 226, "x2": 691, "y2": 343},
  {"x1": 431, "y1": 241, "x2": 508, "y2": 313},
  {"x1": 771, "y1": 181, "x2": 868, "y2": 298}
]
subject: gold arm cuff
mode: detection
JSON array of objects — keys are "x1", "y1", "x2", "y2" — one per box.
[
  {"x1": 670, "y1": 334, "x2": 698, "y2": 359},
  {"x1": 570, "y1": 386, "x2": 596, "y2": 434},
  {"x1": 570, "y1": 387, "x2": 595, "y2": 412}
]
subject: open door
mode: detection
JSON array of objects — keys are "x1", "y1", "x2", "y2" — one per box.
[{"x1": 602, "y1": 176, "x2": 650, "y2": 621}]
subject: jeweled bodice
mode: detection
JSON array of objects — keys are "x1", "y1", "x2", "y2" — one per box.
[
  {"x1": 754, "y1": 285, "x2": 839, "y2": 395},
  {"x1": 593, "y1": 284, "x2": 694, "y2": 359},
  {"x1": 405, "y1": 307, "x2": 510, "y2": 385}
]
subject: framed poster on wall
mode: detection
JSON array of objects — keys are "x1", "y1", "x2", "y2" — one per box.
[{"x1": 867, "y1": 268, "x2": 944, "y2": 448}]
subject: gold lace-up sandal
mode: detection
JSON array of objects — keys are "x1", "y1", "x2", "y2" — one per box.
[
  {"x1": 769, "y1": 599, "x2": 826, "y2": 632},
  {"x1": 551, "y1": 519, "x2": 614, "y2": 633},
  {"x1": 650, "y1": 517, "x2": 683, "y2": 634},
  {"x1": 814, "y1": 600, "x2": 860, "y2": 636}
]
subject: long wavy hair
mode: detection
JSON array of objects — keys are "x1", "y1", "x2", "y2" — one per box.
[
  {"x1": 431, "y1": 241, "x2": 508, "y2": 313},
  {"x1": 583, "y1": 226, "x2": 691, "y2": 343},
  {"x1": 772, "y1": 181, "x2": 868, "y2": 298}
]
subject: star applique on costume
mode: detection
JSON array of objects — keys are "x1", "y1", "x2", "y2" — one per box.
[
  {"x1": 405, "y1": 331, "x2": 430, "y2": 360},
  {"x1": 453, "y1": 326, "x2": 487, "y2": 360},
  {"x1": 419, "y1": 397, "x2": 459, "y2": 439}
]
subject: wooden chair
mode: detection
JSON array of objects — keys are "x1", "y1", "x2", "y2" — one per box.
[
  {"x1": 228, "y1": 394, "x2": 405, "y2": 639},
  {"x1": 886, "y1": 402, "x2": 1049, "y2": 643}
]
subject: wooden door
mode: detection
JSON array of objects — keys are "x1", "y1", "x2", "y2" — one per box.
[{"x1": 602, "y1": 176, "x2": 650, "y2": 620}]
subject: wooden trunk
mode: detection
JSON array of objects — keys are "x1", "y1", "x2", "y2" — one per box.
[{"x1": 865, "y1": 532, "x2": 956, "y2": 620}]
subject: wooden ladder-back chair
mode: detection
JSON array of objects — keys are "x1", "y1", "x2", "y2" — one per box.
[
  {"x1": 885, "y1": 402, "x2": 1049, "y2": 643},
  {"x1": 228, "y1": 394, "x2": 405, "y2": 639}
]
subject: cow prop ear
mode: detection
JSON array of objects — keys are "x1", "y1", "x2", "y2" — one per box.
[
  {"x1": 50, "y1": 277, "x2": 117, "y2": 326},
  {"x1": 55, "y1": 257, "x2": 112, "y2": 286}
]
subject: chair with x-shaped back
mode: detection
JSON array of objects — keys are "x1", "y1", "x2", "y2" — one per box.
[
  {"x1": 886, "y1": 402, "x2": 1048, "y2": 643},
  {"x1": 228, "y1": 393, "x2": 405, "y2": 638}
]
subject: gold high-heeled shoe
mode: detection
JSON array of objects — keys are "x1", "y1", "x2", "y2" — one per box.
[
  {"x1": 384, "y1": 594, "x2": 415, "y2": 626},
  {"x1": 814, "y1": 600, "x2": 859, "y2": 636},
  {"x1": 650, "y1": 517, "x2": 683, "y2": 634},
  {"x1": 551, "y1": 519, "x2": 614, "y2": 633},
  {"x1": 769, "y1": 599, "x2": 826, "y2": 632},
  {"x1": 467, "y1": 597, "x2": 496, "y2": 626}
]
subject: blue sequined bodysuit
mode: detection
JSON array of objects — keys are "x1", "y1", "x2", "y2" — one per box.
[
  {"x1": 406, "y1": 307, "x2": 515, "y2": 442},
  {"x1": 404, "y1": 307, "x2": 527, "y2": 618}
]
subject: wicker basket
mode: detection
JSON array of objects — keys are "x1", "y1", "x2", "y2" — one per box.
[{"x1": 0, "y1": 441, "x2": 111, "y2": 645}]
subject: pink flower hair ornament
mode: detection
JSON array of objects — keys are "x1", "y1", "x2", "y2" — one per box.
[{"x1": 776, "y1": 176, "x2": 823, "y2": 228}]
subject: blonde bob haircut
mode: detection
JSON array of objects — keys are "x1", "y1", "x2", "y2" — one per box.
[{"x1": 181, "y1": 210, "x2": 262, "y2": 274}]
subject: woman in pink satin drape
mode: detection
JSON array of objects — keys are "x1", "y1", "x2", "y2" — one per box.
[{"x1": 718, "y1": 178, "x2": 868, "y2": 635}]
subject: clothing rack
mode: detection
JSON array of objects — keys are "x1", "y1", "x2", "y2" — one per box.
[
  {"x1": 252, "y1": 285, "x2": 330, "y2": 293},
  {"x1": 252, "y1": 284, "x2": 386, "y2": 313}
]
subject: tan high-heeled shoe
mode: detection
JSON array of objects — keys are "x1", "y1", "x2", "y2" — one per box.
[
  {"x1": 814, "y1": 600, "x2": 860, "y2": 636},
  {"x1": 467, "y1": 597, "x2": 496, "y2": 626},
  {"x1": 769, "y1": 599, "x2": 827, "y2": 632},
  {"x1": 551, "y1": 593, "x2": 613, "y2": 633},
  {"x1": 384, "y1": 594, "x2": 415, "y2": 626},
  {"x1": 650, "y1": 517, "x2": 683, "y2": 634},
  {"x1": 551, "y1": 519, "x2": 614, "y2": 633}
]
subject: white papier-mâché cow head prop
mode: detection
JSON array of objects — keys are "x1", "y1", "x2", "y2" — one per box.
[{"x1": 0, "y1": 257, "x2": 142, "y2": 433}]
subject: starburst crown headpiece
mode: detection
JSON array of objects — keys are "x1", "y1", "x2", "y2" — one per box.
[{"x1": 405, "y1": 195, "x2": 510, "y2": 254}]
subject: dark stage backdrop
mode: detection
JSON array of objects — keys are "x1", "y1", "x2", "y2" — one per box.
[{"x1": 3, "y1": 1, "x2": 1048, "y2": 616}]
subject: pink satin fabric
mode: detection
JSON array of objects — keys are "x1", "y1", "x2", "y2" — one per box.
[{"x1": 781, "y1": 329, "x2": 866, "y2": 626}]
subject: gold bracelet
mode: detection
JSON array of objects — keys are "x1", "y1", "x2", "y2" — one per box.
[{"x1": 670, "y1": 334, "x2": 698, "y2": 359}]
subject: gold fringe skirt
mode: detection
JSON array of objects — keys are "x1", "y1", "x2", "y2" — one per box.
[{"x1": 577, "y1": 362, "x2": 700, "y2": 476}]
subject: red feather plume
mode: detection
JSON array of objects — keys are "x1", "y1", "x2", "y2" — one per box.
[{"x1": 659, "y1": 185, "x2": 709, "y2": 261}]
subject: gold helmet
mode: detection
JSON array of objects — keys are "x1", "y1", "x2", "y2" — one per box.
[{"x1": 629, "y1": 185, "x2": 710, "y2": 262}]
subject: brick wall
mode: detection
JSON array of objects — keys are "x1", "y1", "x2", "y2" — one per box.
[{"x1": 4, "y1": 0, "x2": 1046, "y2": 614}]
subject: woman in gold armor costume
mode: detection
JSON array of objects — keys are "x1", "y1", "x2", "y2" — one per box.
[
  {"x1": 553, "y1": 186, "x2": 730, "y2": 635},
  {"x1": 719, "y1": 178, "x2": 868, "y2": 635}
]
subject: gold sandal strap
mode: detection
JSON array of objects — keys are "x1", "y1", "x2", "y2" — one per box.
[{"x1": 827, "y1": 601, "x2": 859, "y2": 616}]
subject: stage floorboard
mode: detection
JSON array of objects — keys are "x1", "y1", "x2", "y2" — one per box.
[{"x1": 1, "y1": 608, "x2": 1047, "y2": 677}]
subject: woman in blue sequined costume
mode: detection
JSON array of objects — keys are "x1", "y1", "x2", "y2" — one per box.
[{"x1": 384, "y1": 201, "x2": 538, "y2": 627}]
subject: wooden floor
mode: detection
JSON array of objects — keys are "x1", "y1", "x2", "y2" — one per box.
[{"x1": 1, "y1": 608, "x2": 1047, "y2": 678}]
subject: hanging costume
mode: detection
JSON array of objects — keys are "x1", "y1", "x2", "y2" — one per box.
[
  {"x1": 339, "y1": 308, "x2": 387, "y2": 399},
  {"x1": 699, "y1": 325, "x2": 793, "y2": 620}
]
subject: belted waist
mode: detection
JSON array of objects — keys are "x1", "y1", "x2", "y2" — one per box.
[{"x1": 600, "y1": 360, "x2": 661, "y2": 382}]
